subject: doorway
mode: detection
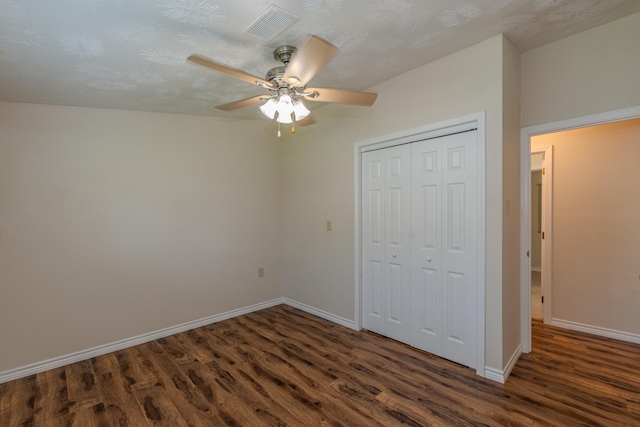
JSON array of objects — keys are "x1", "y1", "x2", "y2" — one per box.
[
  {"x1": 520, "y1": 106, "x2": 640, "y2": 353},
  {"x1": 529, "y1": 149, "x2": 551, "y2": 322}
]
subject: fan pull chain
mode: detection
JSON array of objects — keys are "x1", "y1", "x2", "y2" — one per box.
[
  {"x1": 277, "y1": 122, "x2": 281, "y2": 138},
  {"x1": 292, "y1": 117, "x2": 296, "y2": 134}
]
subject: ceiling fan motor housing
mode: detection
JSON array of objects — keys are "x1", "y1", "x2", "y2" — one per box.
[
  {"x1": 265, "y1": 66, "x2": 287, "y2": 86},
  {"x1": 273, "y1": 45, "x2": 297, "y2": 65},
  {"x1": 266, "y1": 45, "x2": 298, "y2": 88}
]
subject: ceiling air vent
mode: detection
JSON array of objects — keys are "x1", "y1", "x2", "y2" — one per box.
[{"x1": 242, "y1": 5, "x2": 299, "y2": 41}]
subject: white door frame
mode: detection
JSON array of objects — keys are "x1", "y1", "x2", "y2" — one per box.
[
  {"x1": 354, "y1": 112, "x2": 486, "y2": 377},
  {"x1": 519, "y1": 106, "x2": 640, "y2": 353},
  {"x1": 529, "y1": 146, "x2": 553, "y2": 324}
]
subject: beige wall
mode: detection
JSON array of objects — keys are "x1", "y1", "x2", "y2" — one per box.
[
  {"x1": 283, "y1": 35, "x2": 518, "y2": 372},
  {"x1": 531, "y1": 118, "x2": 640, "y2": 335},
  {"x1": 0, "y1": 102, "x2": 284, "y2": 373},
  {"x1": 522, "y1": 12, "x2": 640, "y2": 127},
  {"x1": 501, "y1": 36, "x2": 521, "y2": 365}
]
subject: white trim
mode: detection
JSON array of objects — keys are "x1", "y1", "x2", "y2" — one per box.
[
  {"x1": 534, "y1": 146, "x2": 553, "y2": 324},
  {"x1": 354, "y1": 112, "x2": 486, "y2": 377},
  {"x1": 520, "y1": 105, "x2": 640, "y2": 354},
  {"x1": 283, "y1": 298, "x2": 357, "y2": 330},
  {"x1": 484, "y1": 344, "x2": 523, "y2": 384},
  {"x1": 483, "y1": 367, "x2": 505, "y2": 383},
  {"x1": 475, "y1": 114, "x2": 487, "y2": 379},
  {"x1": 503, "y1": 344, "x2": 523, "y2": 382},
  {"x1": 550, "y1": 318, "x2": 640, "y2": 345},
  {"x1": 0, "y1": 298, "x2": 285, "y2": 384},
  {"x1": 357, "y1": 113, "x2": 483, "y2": 153},
  {"x1": 354, "y1": 143, "x2": 363, "y2": 331},
  {"x1": 520, "y1": 130, "x2": 531, "y2": 352}
]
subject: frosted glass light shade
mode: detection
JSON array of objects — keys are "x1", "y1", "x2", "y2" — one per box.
[
  {"x1": 293, "y1": 100, "x2": 310, "y2": 120},
  {"x1": 276, "y1": 112, "x2": 293, "y2": 123},
  {"x1": 261, "y1": 93, "x2": 305, "y2": 124},
  {"x1": 276, "y1": 94, "x2": 293, "y2": 116},
  {"x1": 259, "y1": 98, "x2": 277, "y2": 119}
]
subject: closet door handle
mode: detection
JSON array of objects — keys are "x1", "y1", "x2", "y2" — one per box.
[
  {"x1": 426, "y1": 257, "x2": 432, "y2": 262},
  {"x1": 392, "y1": 253, "x2": 397, "y2": 258}
]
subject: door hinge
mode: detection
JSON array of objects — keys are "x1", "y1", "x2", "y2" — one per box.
[
  {"x1": 526, "y1": 250, "x2": 530, "y2": 257},
  {"x1": 541, "y1": 296, "x2": 544, "y2": 303},
  {"x1": 542, "y1": 231, "x2": 545, "y2": 239},
  {"x1": 542, "y1": 167, "x2": 546, "y2": 175}
]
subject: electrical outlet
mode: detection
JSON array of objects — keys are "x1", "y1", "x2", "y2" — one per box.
[
  {"x1": 258, "y1": 267, "x2": 264, "y2": 278},
  {"x1": 326, "y1": 220, "x2": 332, "y2": 231}
]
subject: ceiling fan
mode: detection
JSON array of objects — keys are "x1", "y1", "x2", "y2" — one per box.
[{"x1": 187, "y1": 35, "x2": 377, "y2": 135}]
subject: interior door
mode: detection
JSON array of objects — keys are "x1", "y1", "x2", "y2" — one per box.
[{"x1": 362, "y1": 145, "x2": 412, "y2": 343}]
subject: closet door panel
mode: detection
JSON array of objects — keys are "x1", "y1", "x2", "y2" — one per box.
[
  {"x1": 383, "y1": 146, "x2": 412, "y2": 343},
  {"x1": 411, "y1": 140, "x2": 442, "y2": 354},
  {"x1": 441, "y1": 131, "x2": 477, "y2": 369},
  {"x1": 362, "y1": 145, "x2": 411, "y2": 342},
  {"x1": 362, "y1": 153, "x2": 386, "y2": 335}
]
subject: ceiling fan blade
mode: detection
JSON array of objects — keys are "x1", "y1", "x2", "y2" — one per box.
[
  {"x1": 216, "y1": 95, "x2": 270, "y2": 111},
  {"x1": 297, "y1": 114, "x2": 316, "y2": 127},
  {"x1": 304, "y1": 87, "x2": 377, "y2": 106},
  {"x1": 283, "y1": 35, "x2": 339, "y2": 87},
  {"x1": 187, "y1": 54, "x2": 271, "y2": 87}
]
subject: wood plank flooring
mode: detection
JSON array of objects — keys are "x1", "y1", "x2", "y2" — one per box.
[{"x1": 2, "y1": 305, "x2": 640, "y2": 426}]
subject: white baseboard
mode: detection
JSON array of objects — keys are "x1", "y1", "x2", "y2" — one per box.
[
  {"x1": 503, "y1": 343, "x2": 523, "y2": 381},
  {"x1": 483, "y1": 367, "x2": 504, "y2": 383},
  {"x1": 550, "y1": 318, "x2": 640, "y2": 345},
  {"x1": 283, "y1": 298, "x2": 357, "y2": 330},
  {"x1": 483, "y1": 343, "x2": 522, "y2": 384},
  {"x1": 0, "y1": 298, "x2": 285, "y2": 384}
]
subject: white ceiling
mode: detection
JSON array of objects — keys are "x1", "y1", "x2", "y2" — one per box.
[{"x1": 1, "y1": 0, "x2": 639, "y2": 120}]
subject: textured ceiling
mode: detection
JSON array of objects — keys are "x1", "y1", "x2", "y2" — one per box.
[{"x1": 1, "y1": 0, "x2": 639, "y2": 119}]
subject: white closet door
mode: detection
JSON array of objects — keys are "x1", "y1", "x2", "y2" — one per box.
[
  {"x1": 410, "y1": 131, "x2": 478, "y2": 368},
  {"x1": 362, "y1": 145, "x2": 412, "y2": 343},
  {"x1": 440, "y1": 131, "x2": 477, "y2": 368},
  {"x1": 410, "y1": 138, "x2": 443, "y2": 356},
  {"x1": 362, "y1": 130, "x2": 478, "y2": 369}
]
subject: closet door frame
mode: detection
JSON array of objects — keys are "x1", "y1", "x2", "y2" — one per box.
[{"x1": 354, "y1": 112, "x2": 486, "y2": 378}]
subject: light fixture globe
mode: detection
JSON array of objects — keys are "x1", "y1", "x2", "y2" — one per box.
[
  {"x1": 276, "y1": 112, "x2": 293, "y2": 123},
  {"x1": 259, "y1": 90, "x2": 309, "y2": 128},
  {"x1": 276, "y1": 94, "x2": 293, "y2": 115},
  {"x1": 273, "y1": 93, "x2": 294, "y2": 123},
  {"x1": 259, "y1": 98, "x2": 277, "y2": 119},
  {"x1": 293, "y1": 100, "x2": 310, "y2": 120}
]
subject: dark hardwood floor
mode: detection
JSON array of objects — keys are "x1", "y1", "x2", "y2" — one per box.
[{"x1": 1, "y1": 304, "x2": 640, "y2": 426}]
